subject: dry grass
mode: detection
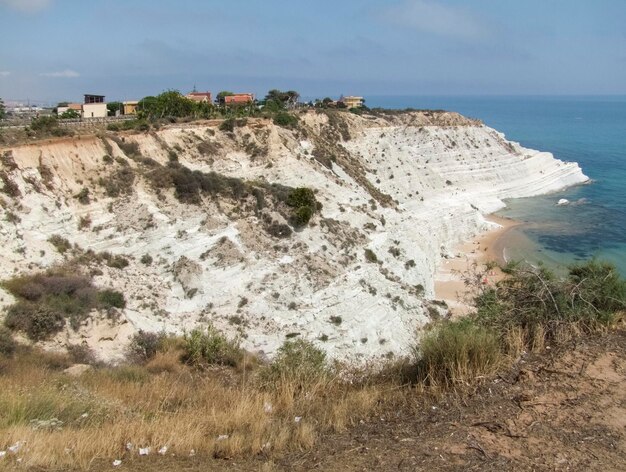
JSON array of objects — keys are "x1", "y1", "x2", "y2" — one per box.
[{"x1": 0, "y1": 347, "x2": 387, "y2": 470}]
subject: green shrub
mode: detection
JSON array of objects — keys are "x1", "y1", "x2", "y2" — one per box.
[
  {"x1": 47, "y1": 235, "x2": 72, "y2": 254},
  {"x1": 219, "y1": 118, "x2": 247, "y2": 132},
  {"x1": 127, "y1": 330, "x2": 169, "y2": 363},
  {"x1": 2, "y1": 267, "x2": 125, "y2": 340},
  {"x1": 0, "y1": 326, "x2": 16, "y2": 356},
  {"x1": 75, "y1": 187, "x2": 90, "y2": 204},
  {"x1": 97, "y1": 290, "x2": 126, "y2": 309},
  {"x1": 181, "y1": 326, "x2": 242, "y2": 368},
  {"x1": 329, "y1": 315, "x2": 342, "y2": 325},
  {"x1": 273, "y1": 112, "x2": 298, "y2": 128},
  {"x1": 102, "y1": 253, "x2": 129, "y2": 269},
  {"x1": 140, "y1": 254, "x2": 153, "y2": 265},
  {"x1": 261, "y1": 339, "x2": 328, "y2": 387},
  {"x1": 364, "y1": 249, "x2": 378, "y2": 263},
  {"x1": 23, "y1": 306, "x2": 65, "y2": 341},
  {"x1": 475, "y1": 260, "x2": 626, "y2": 348},
  {"x1": 0, "y1": 171, "x2": 20, "y2": 197},
  {"x1": 415, "y1": 319, "x2": 501, "y2": 388},
  {"x1": 285, "y1": 187, "x2": 318, "y2": 227}
]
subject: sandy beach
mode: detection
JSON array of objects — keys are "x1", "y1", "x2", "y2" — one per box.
[{"x1": 434, "y1": 214, "x2": 520, "y2": 316}]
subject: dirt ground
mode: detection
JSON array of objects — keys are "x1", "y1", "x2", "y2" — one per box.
[{"x1": 75, "y1": 329, "x2": 625, "y2": 472}]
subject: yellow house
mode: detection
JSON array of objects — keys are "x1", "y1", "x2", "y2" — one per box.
[
  {"x1": 341, "y1": 96, "x2": 364, "y2": 108},
  {"x1": 123, "y1": 101, "x2": 139, "y2": 115}
]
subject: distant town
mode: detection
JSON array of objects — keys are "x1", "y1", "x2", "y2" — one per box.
[{"x1": 0, "y1": 90, "x2": 365, "y2": 122}]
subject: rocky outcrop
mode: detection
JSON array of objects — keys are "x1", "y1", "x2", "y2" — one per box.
[{"x1": 0, "y1": 112, "x2": 588, "y2": 362}]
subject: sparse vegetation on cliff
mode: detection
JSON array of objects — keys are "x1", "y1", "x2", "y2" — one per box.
[{"x1": 2, "y1": 265, "x2": 126, "y2": 340}]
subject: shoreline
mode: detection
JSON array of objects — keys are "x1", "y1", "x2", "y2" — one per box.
[{"x1": 434, "y1": 214, "x2": 520, "y2": 316}]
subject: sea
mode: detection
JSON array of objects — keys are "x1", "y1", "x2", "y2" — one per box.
[{"x1": 367, "y1": 95, "x2": 626, "y2": 276}]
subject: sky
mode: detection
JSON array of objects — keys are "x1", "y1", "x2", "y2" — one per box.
[{"x1": 1, "y1": 0, "x2": 625, "y2": 104}]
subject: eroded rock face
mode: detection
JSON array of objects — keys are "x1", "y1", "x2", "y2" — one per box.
[
  {"x1": 0, "y1": 112, "x2": 588, "y2": 363},
  {"x1": 172, "y1": 256, "x2": 203, "y2": 298}
]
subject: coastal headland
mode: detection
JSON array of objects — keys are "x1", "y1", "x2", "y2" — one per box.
[{"x1": 0, "y1": 109, "x2": 588, "y2": 362}]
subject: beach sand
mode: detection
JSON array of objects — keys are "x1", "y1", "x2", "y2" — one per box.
[{"x1": 434, "y1": 214, "x2": 520, "y2": 316}]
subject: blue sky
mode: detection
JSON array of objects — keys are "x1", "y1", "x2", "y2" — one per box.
[{"x1": 1, "y1": 0, "x2": 625, "y2": 104}]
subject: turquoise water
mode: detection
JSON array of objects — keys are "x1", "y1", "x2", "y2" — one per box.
[{"x1": 367, "y1": 96, "x2": 626, "y2": 275}]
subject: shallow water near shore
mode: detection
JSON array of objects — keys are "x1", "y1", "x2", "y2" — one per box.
[{"x1": 369, "y1": 95, "x2": 626, "y2": 276}]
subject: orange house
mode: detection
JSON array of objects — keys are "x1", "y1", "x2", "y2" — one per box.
[{"x1": 224, "y1": 93, "x2": 254, "y2": 105}]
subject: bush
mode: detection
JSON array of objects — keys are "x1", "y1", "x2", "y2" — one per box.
[
  {"x1": 475, "y1": 260, "x2": 626, "y2": 349},
  {"x1": 329, "y1": 315, "x2": 342, "y2": 325},
  {"x1": 261, "y1": 339, "x2": 328, "y2": 387},
  {"x1": 48, "y1": 235, "x2": 72, "y2": 254},
  {"x1": 285, "y1": 187, "x2": 318, "y2": 227},
  {"x1": 415, "y1": 319, "x2": 501, "y2": 388},
  {"x1": 273, "y1": 112, "x2": 299, "y2": 128},
  {"x1": 23, "y1": 306, "x2": 65, "y2": 341},
  {"x1": 181, "y1": 326, "x2": 243, "y2": 368},
  {"x1": 104, "y1": 254, "x2": 129, "y2": 269},
  {"x1": 75, "y1": 187, "x2": 90, "y2": 204},
  {"x1": 364, "y1": 249, "x2": 378, "y2": 263},
  {"x1": 219, "y1": 118, "x2": 247, "y2": 132},
  {"x1": 127, "y1": 330, "x2": 168, "y2": 363},
  {"x1": 140, "y1": 254, "x2": 153, "y2": 265},
  {"x1": 29, "y1": 116, "x2": 59, "y2": 132},
  {"x1": 0, "y1": 326, "x2": 16, "y2": 356},
  {"x1": 97, "y1": 290, "x2": 126, "y2": 309},
  {"x1": 67, "y1": 343, "x2": 96, "y2": 364},
  {"x1": 0, "y1": 171, "x2": 20, "y2": 198},
  {"x1": 2, "y1": 267, "x2": 125, "y2": 340}
]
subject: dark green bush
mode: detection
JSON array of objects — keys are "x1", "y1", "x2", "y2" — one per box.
[
  {"x1": 47, "y1": 235, "x2": 72, "y2": 254},
  {"x1": 97, "y1": 290, "x2": 126, "y2": 309},
  {"x1": 140, "y1": 254, "x2": 153, "y2": 265},
  {"x1": 29, "y1": 116, "x2": 59, "y2": 132},
  {"x1": 273, "y1": 112, "x2": 298, "y2": 128},
  {"x1": 28, "y1": 308, "x2": 65, "y2": 340},
  {"x1": 219, "y1": 118, "x2": 247, "y2": 132},
  {"x1": 364, "y1": 249, "x2": 378, "y2": 263},
  {"x1": 0, "y1": 171, "x2": 21, "y2": 197},
  {"x1": 0, "y1": 326, "x2": 16, "y2": 356},
  {"x1": 75, "y1": 187, "x2": 90, "y2": 204},
  {"x1": 285, "y1": 187, "x2": 318, "y2": 226}
]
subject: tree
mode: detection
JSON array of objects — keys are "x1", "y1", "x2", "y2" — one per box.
[
  {"x1": 137, "y1": 90, "x2": 194, "y2": 120},
  {"x1": 107, "y1": 101, "x2": 122, "y2": 116},
  {"x1": 264, "y1": 89, "x2": 300, "y2": 110},
  {"x1": 0, "y1": 97, "x2": 5, "y2": 120},
  {"x1": 216, "y1": 91, "x2": 234, "y2": 104},
  {"x1": 60, "y1": 109, "x2": 80, "y2": 119}
]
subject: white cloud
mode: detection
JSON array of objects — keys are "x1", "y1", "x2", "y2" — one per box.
[
  {"x1": 40, "y1": 69, "x2": 80, "y2": 78},
  {"x1": 0, "y1": 71, "x2": 10, "y2": 77},
  {"x1": 0, "y1": 0, "x2": 52, "y2": 13},
  {"x1": 384, "y1": 0, "x2": 487, "y2": 40}
]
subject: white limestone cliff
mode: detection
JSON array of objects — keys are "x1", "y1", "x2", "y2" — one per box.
[{"x1": 0, "y1": 111, "x2": 588, "y2": 362}]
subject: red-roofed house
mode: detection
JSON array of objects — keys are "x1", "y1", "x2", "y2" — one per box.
[
  {"x1": 223, "y1": 93, "x2": 254, "y2": 105},
  {"x1": 186, "y1": 91, "x2": 212, "y2": 103}
]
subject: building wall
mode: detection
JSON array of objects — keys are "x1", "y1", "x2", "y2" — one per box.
[
  {"x1": 123, "y1": 102, "x2": 138, "y2": 115},
  {"x1": 82, "y1": 103, "x2": 107, "y2": 118},
  {"x1": 343, "y1": 97, "x2": 364, "y2": 108}
]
